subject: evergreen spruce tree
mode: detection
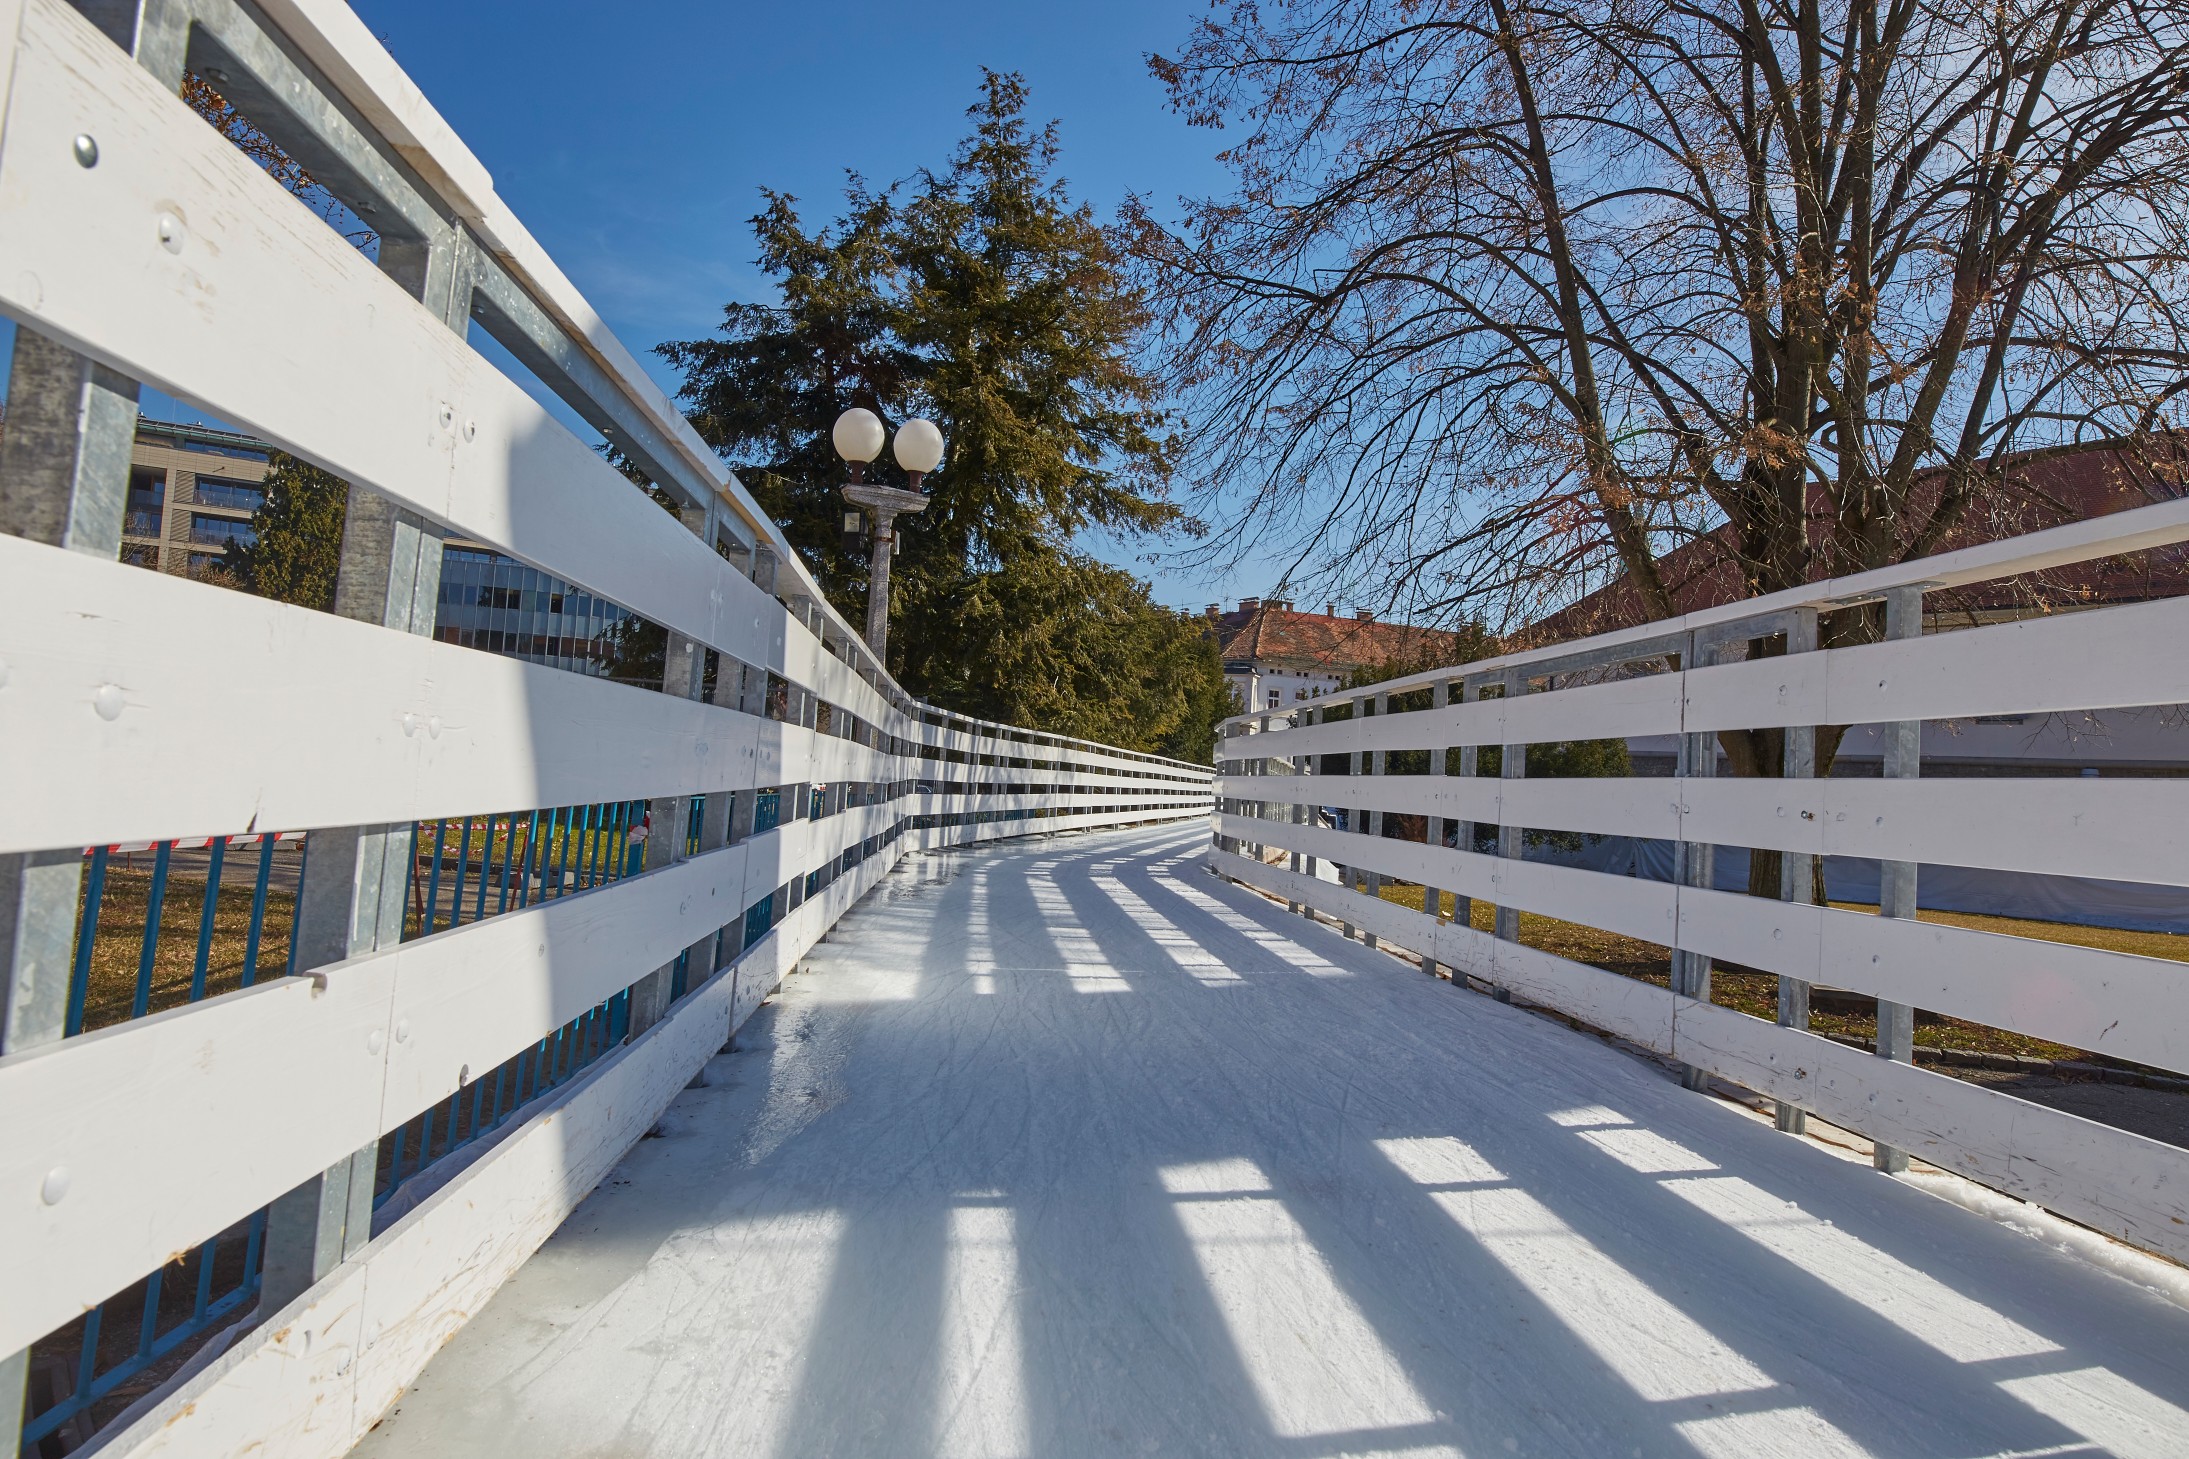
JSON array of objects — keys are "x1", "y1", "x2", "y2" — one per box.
[
  {"x1": 227, "y1": 451, "x2": 348, "y2": 610},
  {"x1": 659, "y1": 71, "x2": 1229, "y2": 761},
  {"x1": 656, "y1": 187, "x2": 910, "y2": 621}
]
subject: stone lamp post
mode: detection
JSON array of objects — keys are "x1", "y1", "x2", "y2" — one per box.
[{"x1": 834, "y1": 408, "x2": 942, "y2": 657}]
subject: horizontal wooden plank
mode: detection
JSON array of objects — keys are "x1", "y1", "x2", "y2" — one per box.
[
  {"x1": 0, "y1": 537, "x2": 1202, "y2": 853},
  {"x1": 1671, "y1": 998, "x2": 2189, "y2": 1267},
  {"x1": 1219, "y1": 772, "x2": 2189, "y2": 887},
  {"x1": 1686, "y1": 593, "x2": 2189, "y2": 735},
  {"x1": 1243, "y1": 596, "x2": 2189, "y2": 759},
  {"x1": 1675, "y1": 885, "x2": 2189, "y2": 1074},
  {"x1": 1222, "y1": 505, "x2": 2189, "y2": 735},
  {"x1": 0, "y1": 536, "x2": 749, "y2": 850},
  {"x1": 0, "y1": 0, "x2": 795, "y2": 677},
  {"x1": 380, "y1": 844, "x2": 754, "y2": 1128},
  {"x1": 1215, "y1": 812, "x2": 1680, "y2": 945},
  {"x1": 0, "y1": 963, "x2": 396, "y2": 1353}
]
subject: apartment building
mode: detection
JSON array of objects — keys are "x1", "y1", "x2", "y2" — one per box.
[{"x1": 121, "y1": 421, "x2": 270, "y2": 576}]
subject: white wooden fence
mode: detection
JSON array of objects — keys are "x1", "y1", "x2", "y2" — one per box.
[
  {"x1": 1215, "y1": 500, "x2": 2189, "y2": 1270},
  {"x1": 0, "y1": 1, "x2": 1209, "y2": 1453}
]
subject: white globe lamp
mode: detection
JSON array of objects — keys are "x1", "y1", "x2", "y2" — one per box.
[
  {"x1": 893, "y1": 418, "x2": 945, "y2": 486},
  {"x1": 831, "y1": 407, "x2": 887, "y2": 481}
]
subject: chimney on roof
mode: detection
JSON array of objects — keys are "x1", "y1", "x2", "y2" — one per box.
[
  {"x1": 1240, "y1": 596, "x2": 1261, "y2": 612},
  {"x1": 1204, "y1": 603, "x2": 1220, "y2": 619},
  {"x1": 1355, "y1": 608, "x2": 1373, "y2": 621},
  {"x1": 1326, "y1": 602, "x2": 1337, "y2": 617}
]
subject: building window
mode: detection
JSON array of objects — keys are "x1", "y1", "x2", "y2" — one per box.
[
  {"x1": 195, "y1": 478, "x2": 265, "y2": 511},
  {"x1": 1267, "y1": 690, "x2": 1280, "y2": 709},
  {"x1": 190, "y1": 514, "x2": 256, "y2": 549},
  {"x1": 119, "y1": 543, "x2": 160, "y2": 569}
]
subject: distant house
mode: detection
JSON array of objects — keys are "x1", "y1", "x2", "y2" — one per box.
[{"x1": 1209, "y1": 598, "x2": 1469, "y2": 714}]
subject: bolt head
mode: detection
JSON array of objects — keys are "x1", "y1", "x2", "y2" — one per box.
[
  {"x1": 40, "y1": 1166, "x2": 70, "y2": 1205},
  {"x1": 93, "y1": 683, "x2": 124, "y2": 721},
  {"x1": 71, "y1": 134, "x2": 97, "y2": 168}
]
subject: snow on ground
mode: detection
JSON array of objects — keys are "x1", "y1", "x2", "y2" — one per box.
[{"x1": 352, "y1": 824, "x2": 2189, "y2": 1459}]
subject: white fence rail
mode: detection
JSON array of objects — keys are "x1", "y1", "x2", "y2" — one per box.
[
  {"x1": 0, "y1": 1, "x2": 1209, "y2": 1454},
  {"x1": 1214, "y1": 493, "x2": 2189, "y2": 1271}
]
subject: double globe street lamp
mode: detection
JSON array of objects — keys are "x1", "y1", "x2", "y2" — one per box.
[{"x1": 833, "y1": 407, "x2": 943, "y2": 657}]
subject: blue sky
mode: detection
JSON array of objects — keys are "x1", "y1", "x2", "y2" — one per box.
[{"x1": 324, "y1": 0, "x2": 1277, "y2": 609}]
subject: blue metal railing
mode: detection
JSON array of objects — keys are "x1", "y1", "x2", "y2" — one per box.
[
  {"x1": 372, "y1": 987, "x2": 631, "y2": 1209},
  {"x1": 20, "y1": 1213, "x2": 265, "y2": 1449},
  {"x1": 408, "y1": 800, "x2": 647, "y2": 939},
  {"x1": 68, "y1": 833, "x2": 299, "y2": 1038}
]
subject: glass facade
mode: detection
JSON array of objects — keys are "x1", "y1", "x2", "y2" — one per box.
[
  {"x1": 195, "y1": 477, "x2": 266, "y2": 511},
  {"x1": 435, "y1": 548, "x2": 637, "y2": 679},
  {"x1": 190, "y1": 513, "x2": 256, "y2": 549}
]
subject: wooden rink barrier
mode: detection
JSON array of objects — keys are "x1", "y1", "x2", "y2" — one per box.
[{"x1": 1212, "y1": 501, "x2": 2189, "y2": 1270}]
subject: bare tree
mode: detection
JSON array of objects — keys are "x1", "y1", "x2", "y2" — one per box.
[{"x1": 1129, "y1": 0, "x2": 2189, "y2": 638}]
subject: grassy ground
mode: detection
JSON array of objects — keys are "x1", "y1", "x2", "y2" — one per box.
[
  {"x1": 76, "y1": 866, "x2": 298, "y2": 1034},
  {"x1": 74, "y1": 820, "x2": 639, "y2": 1035},
  {"x1": 1369, "y1": 880, "x2": 2189, "y2": 1063}
]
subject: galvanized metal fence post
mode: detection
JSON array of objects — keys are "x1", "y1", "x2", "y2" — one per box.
[
  {"x1": 627, "y1": 504, "x2": 718, "y2": 1033},
  {"x1": 1283, "y1": 707, "x2": 1301, "y2": 912},
  {"x1": 1777, "y1": 609, "x2": 1821, "y2": 1134},
  {"x1": 1672, "y1": 636, "x2": 1720, "y2": 1091},
  {"x1": 1251, "y1": 714, "x2": 1272, "y2": 862},
  {"x1": 0, "y1": 320, "x2": 140, "y2": 1459},
  {"x1": 1359, "y1": 692, "x2": 1388, "y2": 947},
  {"x1": 1452, "y1": 676, "x2": 1483, "y2": 987},
  {"x1": 1298, "y1": 706, "x2": 1320, "y2": 912},
  {"x1": 1874, "y1": 586, "x2": 1926, "y2": 1171},
  {"x1": 1490, "y1": 670, "x2": 1526, "y2": 1001},
  {"x1": 268, "y1": 212, "x2": 479, "y2": 1316},
  {"x1": 1420, "y1": 677, "x2": 1452, "y2": 979},
  {"x1": 0, "y1": 14, "x2": 155, "y2": 1411},
  {"x1": 1341, "y1": 694, "x2": 1367, "y2": 939}
]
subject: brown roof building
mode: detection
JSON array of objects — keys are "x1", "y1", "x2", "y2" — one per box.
[{"x1": 1209, "y1": 598, "x2": 1472, "y2": 714}]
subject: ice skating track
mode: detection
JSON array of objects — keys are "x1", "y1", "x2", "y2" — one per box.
[{"x1": 352, "y1": 825, "x2": 2189, "y2": 1459}]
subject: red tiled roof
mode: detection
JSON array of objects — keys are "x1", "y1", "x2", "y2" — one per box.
[
  {"x1": 1212, "y1": 603, "x2": 1470, "y2": 675},
  {"x1": 1529, "y1": 444, "x2": 2189, "y2": 646}
]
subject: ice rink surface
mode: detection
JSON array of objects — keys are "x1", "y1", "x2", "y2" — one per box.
[{"x1": 353, "y1": 825, "x2": 2189, "y2": 1459}]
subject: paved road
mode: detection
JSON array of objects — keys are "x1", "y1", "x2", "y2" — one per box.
[{"x1": 354, "y1": 825, "x2": 2189, "y2": 1459}]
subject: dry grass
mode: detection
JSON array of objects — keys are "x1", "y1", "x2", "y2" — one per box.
[
  {"x1": 78, "y1": 865, "x2": 296, "y2": 1035},
  {"x1": 76, "y1": 820, "x2": 641, "y2": 1035},
  {"x1": 1369, "y1": 880, "x2": 2171, "y2": 1063}
]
